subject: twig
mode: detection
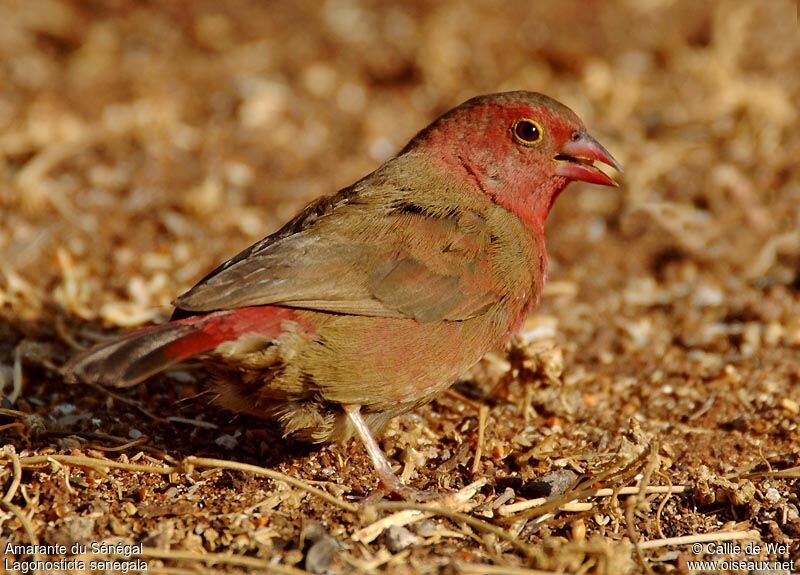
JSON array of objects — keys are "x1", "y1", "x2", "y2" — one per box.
[
  {"x1": 626, "y1": 497, "x2": 651, "y2": 573},
  {"x1": 637, "y1": 529, "x2": 759, "y2": 550},
  {"x1": 687, "y1": 392, "x2": 716, "y2": 421},
  {"x1": 654, "y1": 471, "x2": 673, "y2": 540},
  {"x1": 2, "y1": 446, "x2": 22, "y2": 503},
  {"x1": 15, "y1": 454, "x2": 173, "y2": 474},
  {"x1": 165, "y1": 416, "x2": 219, "y2": 429},
  {"x1": 378, "y1": 502, "x2": 533, "y2": 559},
  {"x1": 455, "y1": 563, "x2": 562, "y2": 575},
  {"x1": 746, "y1": 230, "x2": 800, "y2": 279},
  {"x1": 626, "y1": 442, "x2": 658, "y2": 575},
  {"x1": 8, "y1": 346, "x2": 23, "y2": 404},
  {"x1": 182, "y1": 457, "x2": 359, "y2": 513},
  {"x1": 0, "y1": 422, "x2": 26, "y2": 436},
  {"x1": 499, "y1": 448, "x2": 657, "y2": 524},
  {"x1": 497, "y1": 485, "x2": 686, "y2": 517},
  {"x1": 47, "y1": 457, "x2": 75, "y2": 494},
  {"x1": 9, "y1": 453, "x2": 360, "y2": 513},
  {"x1": 353, "y1": 479, "x2": 486, "y2": 543},
  {"x1": 471, "y1": 404, "x2": 489, "y2": 475},
  {"x1": 443, "y1": 387, "x2": 486, "y2": 411},
  {"x1": 87, "y1": 382, "x2": 163, "y2": 422},
  {"x1": 1, "y1": 500, "x2": 41, "y2": 564},
  {"x1": 42, "y1": 430, "x2": 178, "y2": 463},
  {"x1": 744, "y1": 466, "x2": 800, "y2": 479},
  {"x1": 54, "y1": 314, "x2": 84, "y2": 351},
  {"x1": 363, "y1": 490, "x2": 535, "y2": 560},
  {"x1": 144, "y1": 568, "x2": 210, "y2": 575},
  {"x1": 88, "y1": 436, "x2": 150, "y2": 452},
  {"x1": 133, "y1": 547, "x2": 309, "y2": 574}
]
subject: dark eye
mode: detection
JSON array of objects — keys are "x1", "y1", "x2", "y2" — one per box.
[{"x1": 512, "y1": 118, "x2": 543, "y2": 146}]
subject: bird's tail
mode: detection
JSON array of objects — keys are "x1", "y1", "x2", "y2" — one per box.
[{"x1": 63, "y1": 306, "x2": 301, "y2": 387}]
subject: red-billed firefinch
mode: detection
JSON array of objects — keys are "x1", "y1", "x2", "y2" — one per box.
[{"x1": 65, "y1": 91, "x2": 622, "y2": 497}]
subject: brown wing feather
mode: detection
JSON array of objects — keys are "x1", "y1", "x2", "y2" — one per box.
[
  {"x1": 174, "y1": 164, "x2": 501, "y2": 323},
  {"x1": 173, "y1": 184, "x2": 362, "y2": 319}
]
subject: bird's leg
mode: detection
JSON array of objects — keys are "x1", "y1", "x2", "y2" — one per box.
[
  {"x1": 342, "y1": 404, "x2": 405, "y2": 496},
  {"x1": 343, "y1": 404, "x2": 439, "y2": 501}
]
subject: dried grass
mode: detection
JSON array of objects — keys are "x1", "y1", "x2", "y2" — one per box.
[{"x1": 1, "y1": 0, "x2": 798, "y2": 573}]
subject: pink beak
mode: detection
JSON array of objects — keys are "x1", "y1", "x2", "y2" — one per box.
[{"x1": 554, "y1": 132, "x2": 623, "y2": 187}]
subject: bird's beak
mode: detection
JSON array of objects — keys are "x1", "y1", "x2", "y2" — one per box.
[{"x1": 554, "y1": 132, "x2": 623, "y2": 187}]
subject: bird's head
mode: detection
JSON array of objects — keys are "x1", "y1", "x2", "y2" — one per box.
[{"x1": 407, "y1": 91, "x2": 622, "y2": 229}]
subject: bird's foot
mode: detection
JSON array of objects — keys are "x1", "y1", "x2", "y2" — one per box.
[{"x1": 343, "y1": 403, "x2": 441, "y2": 503}]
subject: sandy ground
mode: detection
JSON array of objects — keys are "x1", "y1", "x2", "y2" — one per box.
[{"x1": 0, "y1": 1, "x2": 798, "y2": 573}]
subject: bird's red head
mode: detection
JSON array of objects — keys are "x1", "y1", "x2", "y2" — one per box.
[{"x1": 406, "y1": 91, "x2": 622, "y2": 230}]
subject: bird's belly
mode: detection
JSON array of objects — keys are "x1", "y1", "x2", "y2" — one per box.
[
  {"x1": 300, "y1": 311, "x2": 505, "y2": 408},
  {"x1": 205, "y1": 304, "x2": 518, "y2": 442}
]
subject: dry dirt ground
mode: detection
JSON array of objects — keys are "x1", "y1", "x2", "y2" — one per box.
[{"x1": 1, "y1": 1, "x2": 798, "y2": 574}]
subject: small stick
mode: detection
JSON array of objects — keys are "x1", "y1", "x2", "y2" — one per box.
[
  {"x1": 353, "y1": 479, "x2": 487, "y2": 543},
  {"x1": 88, "y1": 436, "x2": 150, "y2": 452},
  {"x1": 654, "y1": 470, "x2": 673, "y2": 540},
  {"x1": 2, "y1": 446, "x2": 22, "y2": 503},
  {"x1": 133, "y1": 547, "x2": 309, "y2": 574},
  {"x1": 366, "y1": 499, "x2": 534, "y2": 559},
  {"x1": 745, "y1": 466, "x2": 800, "y2": 479},
  {"x1": 184, "y1": 456, "x2": 360, "y2": 513},
  {"x1": 456, "y1": 563, "x2": 562, "y2": 575},
  {"x1": 627, "y1": 442, "x2": 659, "y2": 575},
  {"x1": 8, "y1": 346, "x2": 23, "y2": 404},
  {"x1": 637, "y1": 529, "x2": 759, "y2": 550},
  {"x1": 165, "y1": 416, "x2": 219, "y2": 429},
  {"x1": 87, "y1": 382, "x2": 163, "y2": 422},
  {"x1": 15, "y1": 454, "x2": 173, "y2": 474},
  {"x1": 0, "y1": 422, "x2": 26, "y2": 436},
  {"x1": 497, "y1": 485, "x2": 686, "y2": 516},
  {"x1": 471, "y1": 404, "x2": 489, "y2": 475},
  {"x1": 1, "y1": 500, "x2": 41, "y2": 564}
]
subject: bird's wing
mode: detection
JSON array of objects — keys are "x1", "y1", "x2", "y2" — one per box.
[{"x1": 173, "y1": 190, "x2": 500, "y2": 323}]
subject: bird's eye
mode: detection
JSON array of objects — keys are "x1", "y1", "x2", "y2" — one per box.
[{"x1": 512, "y1": 118, "x2": 544, "y2": 146}]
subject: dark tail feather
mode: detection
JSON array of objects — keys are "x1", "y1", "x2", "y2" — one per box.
[
  {"x1": 62, "y1": 320, "x2": 209, "y2": 387},
  {"x1": 63, "y1": 306, "x2": 306, "y2": 387}
]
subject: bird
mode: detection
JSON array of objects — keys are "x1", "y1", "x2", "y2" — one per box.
[{"x1": 64, "y1": 91, "x2": 621, "y2": 498}]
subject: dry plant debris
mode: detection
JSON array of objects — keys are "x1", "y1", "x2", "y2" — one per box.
[{"x1": 1, "y1": 0, "x2": 798, "y2": 573}]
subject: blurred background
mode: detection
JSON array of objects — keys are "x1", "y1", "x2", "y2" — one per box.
[
  {"x1": 1, "y1": 0, "x2": 796, "y2": 325},
  {"x1": 0, "y1": 1, "x2": 798, "y2": 572}
]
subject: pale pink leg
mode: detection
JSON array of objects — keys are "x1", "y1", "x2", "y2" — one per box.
[{"x1": 343, "y1": 404, "x2": 404, "y2": 494}]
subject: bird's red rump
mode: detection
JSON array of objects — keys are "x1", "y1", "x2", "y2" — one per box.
[{"x1": 164, "y1": 306, "x2": 313, "y2": 358}]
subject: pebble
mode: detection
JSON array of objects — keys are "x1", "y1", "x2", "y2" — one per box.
[
  {"x1": 215, "y1": 433, "x2": 239, "y2": 449},
  {"x1": 383, "y1": 525, "x2": 419, "y2": 552}
]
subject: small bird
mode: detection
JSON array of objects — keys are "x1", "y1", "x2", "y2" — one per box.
[{"x1": 64, "y1": 91, "x2": 621, "y2": 497}]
